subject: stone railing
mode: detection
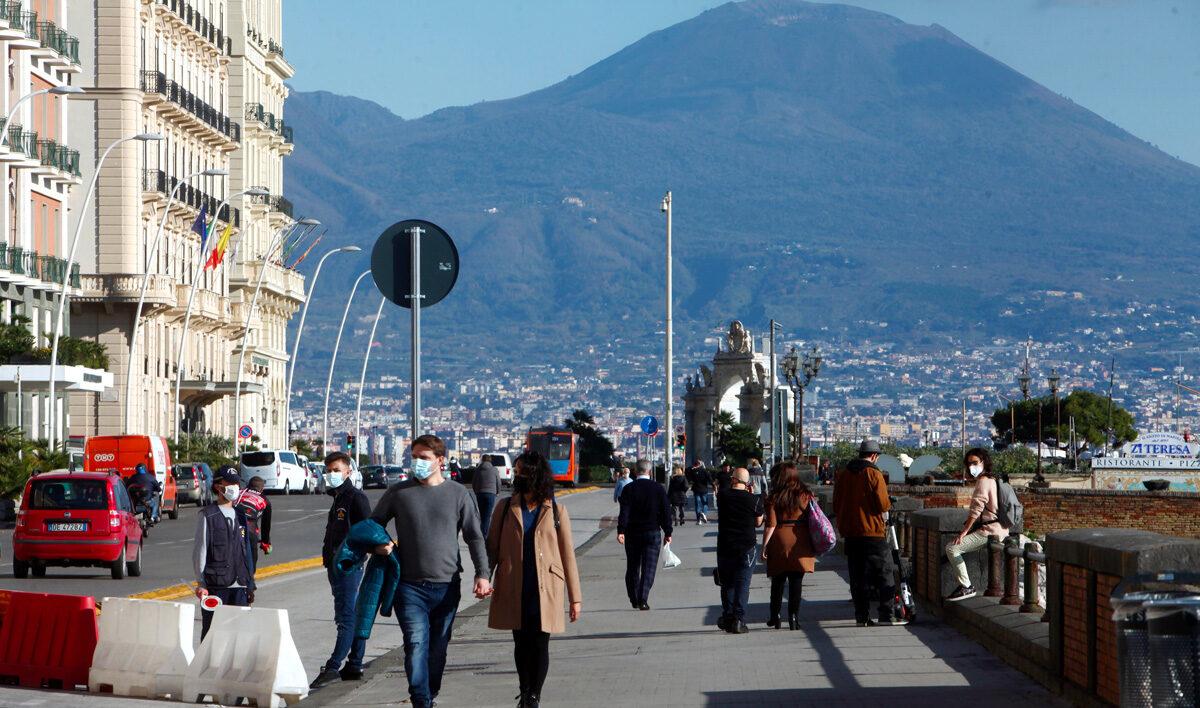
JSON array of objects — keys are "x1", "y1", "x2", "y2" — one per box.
[{"x1": 78, "y1": 273, "x2": 175, "y2": 303}]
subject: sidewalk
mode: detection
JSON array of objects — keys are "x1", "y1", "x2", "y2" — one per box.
[{"x1": 309, "y1": 511, "x2": 1064, "y2": 707}]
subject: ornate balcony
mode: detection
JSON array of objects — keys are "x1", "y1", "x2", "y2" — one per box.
[
  {"x1": 141, "y1": 71, "x2": 241, "y2": 144},
  {"x1": 77, "y1": 273, "x2": 176, "y2": 308}
]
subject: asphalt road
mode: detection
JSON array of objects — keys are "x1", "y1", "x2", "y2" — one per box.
[{"x1": 0, "y1": 486, "x2": 395, "y2": 598}]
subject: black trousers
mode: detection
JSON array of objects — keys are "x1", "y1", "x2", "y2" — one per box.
[
  {"x1": 769, "y1": 571, "x2": 805, "y2": 620},
  {"x1": 624, "y1": 531, "x2": 661, "y2": 603},
  {"x1": 200, "y1": 586, "x2": 250, "y2": 640},
  {"x1": 513, "y1": 615, "x2": 550, "y2": 697},
  {"x1": 671, "y1": 503, "x2": 686, "y2": 525},
  {"x1": 844, "y1": 536, "x2": 894, "y2": 621}
]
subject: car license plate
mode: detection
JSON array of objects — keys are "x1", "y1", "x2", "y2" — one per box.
[{"x1": 48, "y1": 522, "x2": 87, "y2": 532}]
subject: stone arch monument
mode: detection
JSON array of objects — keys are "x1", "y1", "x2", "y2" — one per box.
[{"x1": 683, "y1": 321, "x2": 775, "y2": 465}]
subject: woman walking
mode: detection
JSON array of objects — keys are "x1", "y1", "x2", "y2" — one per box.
[
  {"x1": 487, "y1": 451, "x2": 583, "y2": 707},
  {"x1": 761, "y1": 462, "x2": 816, "y2": 629},
  {"x1": 667, "y1": 465, "x2": 690, "y2": 526}
]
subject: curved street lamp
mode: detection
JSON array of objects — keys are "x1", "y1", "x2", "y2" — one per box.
[
  {"x1": 47, "y1": 132, "x2": 164, "y2": 449},
  {"x1": 322, "y1": 269, "x2": 371, "y2": 454},
  {"x1": 0, "y1": 85, "x2": 85, "y2": 149},
  {"x1": 355, "y1": 296, "x2": 387, "y2": 466},
  {"x1": 123, "y1": 167, "x2": 228, "y2": 433},
  {"x1": 283, "y1": 245, "x2": 361, "y2": 450},
  {"x1": 231, "y1": 218, "x2": 319, "y2": 451}
]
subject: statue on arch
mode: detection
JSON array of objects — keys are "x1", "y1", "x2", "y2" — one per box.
[
  {"x1": 699, "y1": 364, "x2": 713, "y2": 389},
  {"x1": 726, "y1": 320, "x2": 752, "y2": 355}
]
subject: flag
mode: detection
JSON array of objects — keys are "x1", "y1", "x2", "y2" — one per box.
[
  {"x1": 205, "y1": 222, "x2": 234, "y2": 270},
  {"x1": 290, "y1": 235, "x2": 321, "y2": 268},
  {"x1": 191, "y1": 205, "x2": 209, "y2": 247}
]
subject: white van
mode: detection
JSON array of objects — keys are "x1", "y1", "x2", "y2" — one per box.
[
  {"x1": 481, "y1": 453, "x2": 514, "y2": 487},
  {"x1": 240, "y1": 450, "x2": 311, "y2": 494}
]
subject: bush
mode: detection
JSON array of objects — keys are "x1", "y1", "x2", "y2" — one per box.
[{"x1": 583, "y1": 465, "x2": 612, "y2": 484}]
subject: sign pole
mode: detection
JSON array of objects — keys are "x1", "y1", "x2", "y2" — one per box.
[{"x1": 409, "y1": 226, "x2": 424, "y2": 440}]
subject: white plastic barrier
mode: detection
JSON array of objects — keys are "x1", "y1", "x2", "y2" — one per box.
[
  {"x1": 182, "y1": 605, "x2": 309, "y2": 708},
  {"x1": 88, "y1": 596, "x2": 195, "y2": 699}
]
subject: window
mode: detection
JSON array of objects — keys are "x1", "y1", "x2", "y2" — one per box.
[
  {"x1": 28, "y1": 479, "x2": 110, "y2": 510},
  {"x1": 241, "y1": 451, "x2": 275, "y2": 467}
]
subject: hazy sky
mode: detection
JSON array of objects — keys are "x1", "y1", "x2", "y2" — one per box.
[{"x1": 283, "y1": 0, "x2": 1200, "y2": 165}]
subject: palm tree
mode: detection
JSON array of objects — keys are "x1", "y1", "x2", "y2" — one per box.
[{"x1": 709, "y1": 411, "x2": 736, "y2": 457}]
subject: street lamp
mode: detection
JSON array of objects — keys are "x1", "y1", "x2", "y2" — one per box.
[
  {"x1": 284, "y1": 245, "x2": 361, "y2": 449},
  {"x1": 232, "y1": 218, "x2": 319, "y2": 450},
  {"x1": 0, "y1": 86, "x2": 85, "y2": 149},
  {"x1": 47, "y1": 132, "x2": 164, "y2": 449},
  {"x1": 1017, "y1": 372, "x2": 1032, "y2": 399},
  {"x1": 323, "y1": 270, "x2": 371, "y2": 454},
  {"x1": 781, "y1": 345, "x2": 822, "y2": 460},
  {"x1": 124, "y1": 167, "x2": 229, "y2": 433},
  {"x1": 660, "y1": 190, "x2": 673, "y2": 476},
  {"x1": 355, "y1": 296, "x2": 387, "y2": 467},
  {"x1": 1048, "y1": 368, "x2": 1061, "y2": 471},
  {"x1": 172, "y1": 187, "x2": 269, "y2": 442}
]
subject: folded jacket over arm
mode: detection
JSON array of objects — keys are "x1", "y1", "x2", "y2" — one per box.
[{"x1": 334, "y1": 519, "x2": 401, "y2": 640}]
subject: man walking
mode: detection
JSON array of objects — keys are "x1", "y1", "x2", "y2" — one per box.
[
  {"x1": 617, "y1": 459, "x2": 672, "y2": 610},
  {"x1": 472, "y1": 456, "x2": 501, "y2": 538},
  {"x1": 688, "y1": 459, "x2": 713, "y2": 524},
  {"x1": 310, "y1": 452, "x2": 373, "y2": 689},
  {"x1": 715, "y1": 468, "x2": 763, "y2": 634},
  {"x1": 192, "y1": 466, "x2": 256, "y2": 639},
  {"x1": 713, "y1": 461, "x2": 733, "y2": 507},
  {"x1": 370, "y1": 434, "x2": 491, "y2": 708},
  {"x1": 832, "y1": 439, "x2": 901, "y2": 626},
  {"x1": 236, "y1": 477, "x2": 271, "y2": 570},
  {"x1": 612, "y1": 464, "x2": 632, "y2": 503}
]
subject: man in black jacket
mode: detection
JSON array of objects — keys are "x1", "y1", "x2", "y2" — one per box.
[
  {"x1": 192, "y1": 466, "x2": 255, "y2": 639},
  {"x1": 312, "y1": 452, "x2": 373, "y2": 689},
  {"x1": 617, "y1": 459, "x2": 672, "y2": 610},
  {"x1": 687, "y1": 458, "x2": 713, "y2": 524}
]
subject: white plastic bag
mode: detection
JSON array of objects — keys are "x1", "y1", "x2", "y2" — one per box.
[{"x1": 662, "y1": 542, "x2": 681, "y2": 568}]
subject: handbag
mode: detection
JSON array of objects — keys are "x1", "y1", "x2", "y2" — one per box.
[{"x1": 806, "y1": 497, "x2": 837, "y2": 555}]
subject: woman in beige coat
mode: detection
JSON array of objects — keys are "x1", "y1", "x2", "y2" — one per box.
[{"x1": 487, "y1": 450, "x2": 582, "y2": 708}]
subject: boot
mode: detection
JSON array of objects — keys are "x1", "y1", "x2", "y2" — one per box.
[
  {"x1": 767, "y1": 615, "x2": 781, "y2": 629},
  {"x1": 788, "y1": 613, "x2": 799, "y2": 630}
]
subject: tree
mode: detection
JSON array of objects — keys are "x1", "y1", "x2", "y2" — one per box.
[
  {"x1": 991, "y1": 389, "x2": 1136, "y2": 449},
  {"x1": 0, "y1": 428, "x2": 67, "y2": 498},
  {"x1": 170, "y1": 435, "x2": 236, "y2": 471},
  {"x1": 708, "y1": 411, "x2": 736, "y2": 457},
  {"x1": 291, "y1": 438, "x2": 315, "y2": 459},
  {"x1": 0, "y1": 315, "x2": 33, "y2": 363},
  {"x1": 718, "y1": 423, "x2": 763, "y2": 467},
  {"x1": 564, "y1": 409, "x2": 616, "y2": 468}
]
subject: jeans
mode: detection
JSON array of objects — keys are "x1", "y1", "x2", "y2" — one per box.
[
  {"x1": 717, "y1": 548, "x2": 755, "y2": 622},
  {"x1": 844, "y1": 536, "x2": 894, "y2": 622},
  {"x1": 324, "y1": 565, "x2": 367, "y2": 672},
  {"x1": 394, "y1": 575, "x2": 461, "y2": 705},
  {"x1": 946, "y1": 531, "x2": 990, "y2": 588},
  {"x1": 513, "y1": 613, "x2": 550, "y2": 697},
  {"x1": 200, "y1": 586, "x2": 249, "y2": 640},
  {"x1": 477, "y1": 493, "x2": 497, "y2": 538},
  {"x1": 624, "y1": 531, "x2": 661, "y2": 603},
  {"x1": 693, "y1": 493, "x2": 710, "y2": 520},
  {"x1": 770, "y1": 571, "x2": 805, "y2": 620}
]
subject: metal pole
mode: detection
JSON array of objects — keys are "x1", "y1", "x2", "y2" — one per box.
[
  {"x1": 16, "y1": 368, "x2": 21, "y2": 455},
  {"x1": 663, "y1": 191, "x2": 673, "y2": 474},
  {"x1": 962, "y1": 399, "x2": 967, "y2": 485},
  {"x1": 1106, "y1": 358, "x2": 1114, "y2": 456},
  {"x1": 323, "y1": 270, "x2": 371, "y2": 454},
  {"x1": 769, "y1": 320, "x2": 778, "y2": 468},
  {"x1": 356, "y1": 296, "x2": 386, "y2": 463},
  {"x1": 798, "y1": 386, "x2": 805, "y2": 460},
  {"x1": 408, "y1": 226, "x2": 423, "y2": 439}
]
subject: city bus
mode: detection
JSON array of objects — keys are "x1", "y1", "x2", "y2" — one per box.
[{"x1": 526, "y1": 426, "x2": 579, "y2": 487}]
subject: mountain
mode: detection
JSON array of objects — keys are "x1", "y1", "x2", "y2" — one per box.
[{"x1": 282, "y1": 0, "x2": 1200, "y2": 381}]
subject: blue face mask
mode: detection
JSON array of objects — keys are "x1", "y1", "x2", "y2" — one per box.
[
  {"x1": 324, "y1": 472, "x2": 346, "y2": 489},
  {"x1": 411, "y1": 458, "x2": 435, "y2": 480}
]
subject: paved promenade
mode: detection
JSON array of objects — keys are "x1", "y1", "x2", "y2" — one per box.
[{"x1": 311, "y1": 496, "x2": 1063, "y2": 708}]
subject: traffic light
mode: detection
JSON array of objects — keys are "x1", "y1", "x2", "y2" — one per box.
[
  {"x1": 676, "y1": 433, "x2": 686, "y2": 450},
  {"x1": 347, "y1": 434, "x2": 356, "y2": 452}
]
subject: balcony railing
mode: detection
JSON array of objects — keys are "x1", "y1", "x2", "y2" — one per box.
[
  {"x1": 267, "y1": 39, "x2": 284, "y2": 57},
  {"x1": 10, "y1": 246, "x2": 24, "y2": 274},
  {"x1": 155, "y1": 0, "x2": 230, "y2": 55},
  {"x1": 6, "y1": 7, "x2": 39, "y2": 41},
  {"x1": 36, "y1": 20, "x2": 80, "y2": 64},
  {"x1": 38, "y1": 139, "x2": 82, "y2": 176},
  {"x1": 5, "y1": 125, "x2": 39, "y2": 159},
  {"x1": 248, "y1": 192, "x2": 293, "y2": 219},
  {"x1": 245, "y1": 103, "x2": 294, "y2": 144},
  {"x1": 141, "y1": 168, "x2": 241, "y2": 228},
  {"x1": 141, "y1": 70, "x2": 241, "y2": 142},
  {"x1": 0, "y1": 243, "x2": 9, "y2": 270}
]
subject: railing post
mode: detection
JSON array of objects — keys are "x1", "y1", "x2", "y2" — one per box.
[
  {"x1": 1020, "y1": 542, "x2": 1044, "y2": 614},
  {"x1": 1001, "y1": 535, "x2": 1022, "y2": 606},
  {"x1": 984, "y1": 534, "x2": 1004, "y2": 597}
]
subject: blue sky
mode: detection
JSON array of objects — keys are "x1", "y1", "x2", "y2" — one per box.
[{"x1": 283, "y1": 0, "x2": 1200, "y2": 165}]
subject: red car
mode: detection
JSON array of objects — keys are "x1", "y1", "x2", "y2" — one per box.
[{"x1": 12, "y1": 470, "x2": 144, "y2": 579}]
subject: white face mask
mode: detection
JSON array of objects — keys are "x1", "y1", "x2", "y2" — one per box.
[
  {"x1": 222, "y1": 484, "x2": 240, "y2": 502},
  {"x1": 968, "y1": 464, "x2": 984, "y2": 478},
  {"x1": 324, "y1": 471, "x2": 346, "y2": 489},
  {"x1": 411, "y1": 458, "x2": 435, "y2": 480}
]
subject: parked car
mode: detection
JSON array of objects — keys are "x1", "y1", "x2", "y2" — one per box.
[
  {"x1": 482, "y1": 453, "x2": 514, "y2": 487},
  {"x1": 308, "y1": 461, "x2": 327, "y2": 494},
  {"x1": 84, "y1": 435, "x2": 178, "y2": 520},
  {"x1": 386, "y1": 465, "x2": 409, "y2": 485},
  {"x1": 239, "y1": 450, "x2": 311, "y2": 494},
  {"x1": 193, "y1": 462, "x2": 214, "y2": 497},
  {"x1": 12, "y1": 470, "x2": 144, "y2": 579},
  {"x1": 361, "y1": 465, "x2": 389, "y2": 489},
  {"x1": 172, "y1": 464, "x2": 211, "y2": 506}
]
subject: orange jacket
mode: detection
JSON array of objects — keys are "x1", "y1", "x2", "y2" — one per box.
[{"x1": 832, "y1": 458, "x2": 891, "y2": 538}]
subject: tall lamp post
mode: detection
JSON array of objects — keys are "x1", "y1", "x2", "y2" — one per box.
[
  {"x1": 781, "y1": 345, "x2": 822, "y2": 461},
  {"x1": 1048, "y1": 368, "x2": 1061, "y2": 473},
  {"x1": 768, "y1": 319, "x2": 782, "y2": 467},
  {"x1": 660, "y1": 191, "x2": 674, "y2": 475},
  {"x1": 322, "y1": 270, "x2": 371, "y2": 452},
  {"x1": 124, "y1": 167, "x2": 229, "y2": 433},
  {"x1": 355, "y1": 296, "x2": 387, "y2": 467},
  {"x1": 48, "y1": 132, "x2": 164, "y2": 449},
  {"x1": 283, "y1": 245, "x2": 361, "y2": 448}
]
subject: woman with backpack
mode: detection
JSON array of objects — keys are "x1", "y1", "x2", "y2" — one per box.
[
  {"x1": 486, "y1": 451, "x2": 582, "y2": 708},
  {"x1": 945, "y1": 447, "x2": 1010, "y2": 602},
  {"x1": 760, "y1": 462, "x2": 816, "y2": 630}
]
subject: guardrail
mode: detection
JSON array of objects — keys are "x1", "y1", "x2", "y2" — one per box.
[{"x1": 986, "y1": 534, "x2": 1045, "y2": 614}]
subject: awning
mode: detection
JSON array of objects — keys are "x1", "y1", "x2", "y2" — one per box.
[
  {"x1": 179, "y1": 380, "x2": 264, "y2": 406},
  {"x1": 0, "y1": 365, "x2": 113, "y2": 393}
]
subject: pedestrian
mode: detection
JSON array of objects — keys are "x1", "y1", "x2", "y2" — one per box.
[
  {"x1": 715, "y1": 468, "x2": 763, "y2": 634},
  {"x1": 612, "y1": 465, "x2": 632, "y2": 503},
  {"x1": 369, "y1": 434, "x2": 491, "y2": 708},
  {"x1": 610, "y1": 453, "x2": 624, "y2": 483},
  {"x1": 486, "y1": 451, "x2": 583, "y2": 708},
  {"x1": 946, "y1": 448, "x2": 1010, "y2": 602},
  {"x1": 832, "y1": 439, "x2": 903, "y2": 626},
  {"x1": 689, "y1": 459, "x2": 713, "y2": 524},
  {"x1": 667, "y1": 465, "x2": 689, "y2": 526},
  {"x1": 747, "y1": 458, "x2": 768, "y2": 498},
  {"x1": 236, "y1": 477, "x2": 272, "y2": 569},
  {"x1": 818, "y1": 461, "x2": 833, "y2": 485},
  {"x1": 761, "y1": 462, "x2": 815, "y2": 630},
  {"x1": 448, "y1": 457, "x2": 462, "y2": 482},
  {"x1": 713, "y1": 461, "x2": 734, "y2": 506},
  {"x1": 192, "y1": 465, "x2": 256, "y2": 640},
  {"x1": 616, "y1": 459, "x2": 672, "y2": 610},
  {"x1": 473, "y1": 457, "x2": 502, "y2": 538},
  {"x1": 310, "y1": 452, "x2": 373, "y2": 689}
]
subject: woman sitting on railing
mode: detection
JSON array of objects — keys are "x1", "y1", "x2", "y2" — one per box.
[{"x1": 945, "y1": 447, "x2": 1010, "y2": 602}]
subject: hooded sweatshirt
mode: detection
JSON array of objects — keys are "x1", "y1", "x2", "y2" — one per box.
[{"x1": 832, "y1": 458, "x2": 891, "y2": 538}]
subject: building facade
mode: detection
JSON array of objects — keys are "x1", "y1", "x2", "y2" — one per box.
[{"x1": 68, "y1": 0, "x2": 301, "y2": 450}]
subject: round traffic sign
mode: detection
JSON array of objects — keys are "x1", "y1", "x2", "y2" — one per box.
[
  {"x1": 640, "y1": 416, "x2": 659, "y2": 436},
  {"x1": 370, "y1": 219, "x2": 460, "y2": 309},
  {"x1": 239, "y1": 425, "x2": 253, "y2": 439}
]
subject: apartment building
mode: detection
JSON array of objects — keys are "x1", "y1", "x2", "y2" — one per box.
[{"x1": 68, "y1": 0, "x2": 301, "y2": 449}]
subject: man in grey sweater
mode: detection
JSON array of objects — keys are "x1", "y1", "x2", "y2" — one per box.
[
  {"x1": 371, "y1": 434, "x2": 491, "y2": 708},
  {"x1": 472, "y1": 459, "x2": 501, "y2": 537}
]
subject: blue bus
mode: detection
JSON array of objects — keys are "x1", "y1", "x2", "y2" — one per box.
[{"x1": 526, "y1": 426, "x2": 579, "y2": 487}]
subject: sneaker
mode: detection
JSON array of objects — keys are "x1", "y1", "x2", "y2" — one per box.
[
  {"x1": 339, "y1": 667, "x2": 364, "y2": 681},
  {"x1": 879, "y1": 617, "x2": 910, "y2": 626},
  {"x1": 717, "y1": 616, "x2": 729, "y2": 631},
  {"x1": 732, "y1": 620, "x2": 749, "y2": 634},
  {"x1": 855, "y1": 618, "x2": 876, "y2": 627},
  {"x1": 309, "y1": 667, "x2": 341, "y2": 689},
  {"x1": 947, "y1": 585, "x2": 976, "y2": 602}
]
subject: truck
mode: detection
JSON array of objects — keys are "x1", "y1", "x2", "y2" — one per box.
[{"x1": 83, "y1": 435, "x2": 179, "y2": 519}]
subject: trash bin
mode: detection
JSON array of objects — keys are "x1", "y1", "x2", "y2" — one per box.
[
  {"x1": 1146, "y1": 597, "x2": 1200, "y2": 708},
  {"x1": 1110, "y1": 572, "x2": 1200, "y2": 708}
]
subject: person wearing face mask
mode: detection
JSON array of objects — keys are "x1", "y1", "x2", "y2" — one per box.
[
  {"x1": 192, "y1": 466, "x2": 256, "y2": 639},
  {"x1": 369, "y1": 434, "x2": 491, "y2": 708},
  {"x1": 310, "y1": 452, "x2": 373, "y2": 689},
  {"x1": 946, "y1": 448, "x2": 1009, "y2": 602}
]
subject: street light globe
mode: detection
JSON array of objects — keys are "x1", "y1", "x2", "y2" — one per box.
[
  {"x1": 202, "y1": 168, "x2": 229, "y2": 176},
  {"x1": 49, "y1": 86, "x2": 85, "y2": 95},
  {"x1": 338, "y1": 246, "x2": 362, "y2": 253},
  {"x1": 245, "y1": 188, "x2": 270, "y2": 197},
  {"x1": 134, "y1": 133, "x2": 165, "y2": 141},
  {"x1": 299, "y1": 218, "x2": 320, "y2": 226}
]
